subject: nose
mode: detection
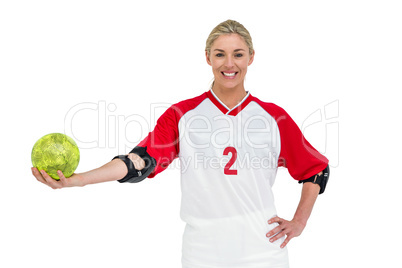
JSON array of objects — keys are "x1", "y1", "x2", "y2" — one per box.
[{"x1": 224, "y1": 55, "x2": 235, "y2": 68}]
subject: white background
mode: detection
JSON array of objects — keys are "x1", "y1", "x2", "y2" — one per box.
[{"x1": 1, "y1": 0, "x2": 401, "y2": 267}]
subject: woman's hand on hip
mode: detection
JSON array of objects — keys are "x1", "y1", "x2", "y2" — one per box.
[{"x1": 266, "y1": 216, "x2": 306, "y2": 248}]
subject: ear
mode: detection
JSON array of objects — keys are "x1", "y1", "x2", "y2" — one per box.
[
  {"x1": 205, "y1": 50, "x2": 212, "y2": 66},
  {"x1": 248, "y1": 50, "x2": 255, "y2": 66}
]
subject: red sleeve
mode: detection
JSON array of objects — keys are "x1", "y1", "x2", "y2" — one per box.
[
  {"x1": 275, "y1": 106, "x2": 329, "y2": 181},
  {"x1": 252, "y1": 97, "x2": 328, "y2": 181},
  {"x1": 137, "y1": 105, "x2": 181, "y2": 178},
  {"x1": 137, "y1": 92, "x2": 208, "y2": 178}
]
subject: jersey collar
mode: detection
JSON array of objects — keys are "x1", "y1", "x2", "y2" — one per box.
[{"x1": 207, "y1": 89, "x2": 253, "y2": 116}]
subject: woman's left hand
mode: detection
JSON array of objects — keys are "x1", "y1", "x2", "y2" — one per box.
[{"x1": 266, "y1": 216, "x2": 306, "y2": 248}]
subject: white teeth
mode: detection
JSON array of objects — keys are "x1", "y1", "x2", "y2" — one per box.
[{"x1": 223, "y1": 72, "x2": 236, "y2": 77}]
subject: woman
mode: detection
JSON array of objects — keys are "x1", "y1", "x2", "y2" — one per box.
[{"x1": 32, "y1": 20, "x2": 329, "y2": 268}]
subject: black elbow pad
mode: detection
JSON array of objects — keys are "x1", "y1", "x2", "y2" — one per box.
[
  {"x1": 299, "y1": 165, "x2": 330, "y2": 194},
  {"x1": 113, "y1": 146, "x2": 156, "y2": 183}
]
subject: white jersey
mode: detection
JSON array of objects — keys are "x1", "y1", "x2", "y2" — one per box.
[{"x1": 138, "y1": 90, "x2": 328, "y2": 268}]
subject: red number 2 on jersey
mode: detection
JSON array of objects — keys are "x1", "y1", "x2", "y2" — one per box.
[{"x1": 223, "y1": 147, "x2": 238, "y2": 175}]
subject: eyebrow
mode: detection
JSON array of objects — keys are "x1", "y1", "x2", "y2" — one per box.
[{"x1": 213, "y1": 49, "x2": 246, "y2": 52}]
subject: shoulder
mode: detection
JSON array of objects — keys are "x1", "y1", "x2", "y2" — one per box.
[
  {"x1": 173, "y1": 92, "x2": 208, "y2": 111},
  {"x1": 250, "y1": 95, "x2": 290, "y2": 120},
  {"x1": 158, "y1": 92, "x2": 208, "y2": 122},
  {"x1": 168, "y1": 92, "x2": 208, "y2": 117}
]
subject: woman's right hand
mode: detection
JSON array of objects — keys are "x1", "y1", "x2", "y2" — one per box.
[
  {"x1": 31, "y1": 167, "x2": 84, "y2": 189},
  {"x1": 32, "y1": 153, "x2": 146, "y2": 189}
]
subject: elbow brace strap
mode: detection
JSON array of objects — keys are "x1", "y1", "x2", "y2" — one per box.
[
  {"x1": 299, "y1": 165, "x2": 330, "y2": 194},
  {"x1": 113, "y1": 146, "x2": 156, "y2": 183}
]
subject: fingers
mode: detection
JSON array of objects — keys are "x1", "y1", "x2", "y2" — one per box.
[
  {"x1": 266, "y1": 217, "x2": 286, "y2": 241},
  {"x1": 281, "y1": 236, "x2": 292, "y2": 249},
  {"x1": 32, "y1": 167, "x2": 46, "y2": 184},
  {"x1": 31, "y1": 167, "x2": 64, "y2": 189},
  {"x1": 266, "y1": 216, "x2": 284, "y2": 238},
  {"x1": 42, "y1": 170, "x2": 63, "y2": 189},
  {"x1": 57, "y1": 170, "x2": 68, "y2": 184},
  {"x1": 266, "y1": 216, "x2": 296, "y2": 249},
  {"x1": 268, "y1": 216, "x2": 283, "y2": 225},
  {"x1": 266, "y1": 225, "x2": 284, "y2": 240}
]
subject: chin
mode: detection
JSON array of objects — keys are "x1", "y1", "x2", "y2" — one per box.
[{"x1": 216, "y1": 81, "x2": 242, "y2": 90}]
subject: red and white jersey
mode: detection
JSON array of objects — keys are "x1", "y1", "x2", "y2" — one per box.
[{"x1": 138, "y1": 90, "x2": 328, "y2": 268}]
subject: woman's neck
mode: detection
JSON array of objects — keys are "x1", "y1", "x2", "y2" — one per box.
[{"x1": 211, "y1": 85, "x2": 247, "y2": 110}]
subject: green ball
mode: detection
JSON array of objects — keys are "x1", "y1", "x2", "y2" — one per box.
[{"x1": 31, "y1": 133, "x2": 80, "y2": 180}]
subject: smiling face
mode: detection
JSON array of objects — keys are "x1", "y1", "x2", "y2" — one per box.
[{"x1": 206, "y1": 33, "x2": 254, "y2": 92}]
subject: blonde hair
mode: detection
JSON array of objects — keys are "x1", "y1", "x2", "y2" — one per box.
[{"x1": 205, "y1": 20, "x2": 254, "y2": 57}]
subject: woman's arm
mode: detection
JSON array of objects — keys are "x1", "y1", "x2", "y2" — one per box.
[
  {"x1": 32, "y1": 153, "x2": 145, "y2": 189},
  {"x1": 266, "y1": 173, "x2": 322, "y2": 248}
]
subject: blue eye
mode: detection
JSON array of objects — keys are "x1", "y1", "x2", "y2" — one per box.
[
  {"x1": 216, "y1": 53, "x2": 224, "y2": 57},
  {"x1": 235, "y1": 53, "x2": 243, "y2": 58}
]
